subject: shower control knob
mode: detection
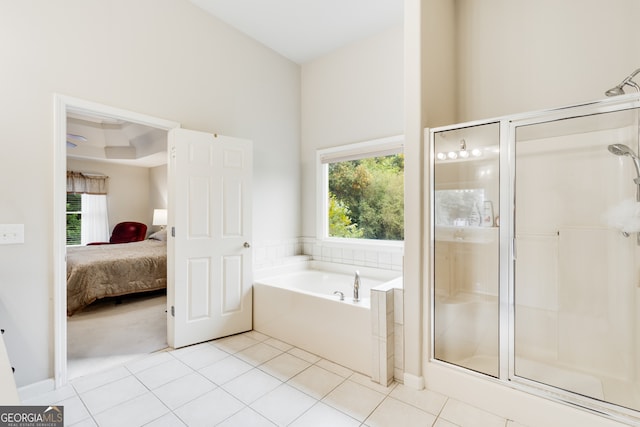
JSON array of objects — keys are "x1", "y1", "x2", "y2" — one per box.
[{"x1": 243, "y1": 242, "x2": 251, "y2": 248}]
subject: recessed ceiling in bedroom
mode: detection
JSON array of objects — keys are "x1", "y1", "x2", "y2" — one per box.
[{"x1": 66, "y1": 113, "x2": 168, "y2": 168}]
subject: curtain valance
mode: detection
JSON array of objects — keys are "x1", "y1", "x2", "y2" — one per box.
[{"x1": 66, "y1": 171, "x2": 109, "y2": 195}]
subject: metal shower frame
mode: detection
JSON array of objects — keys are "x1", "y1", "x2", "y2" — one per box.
[{"x1": 427, "y1": 92, "x2": 640, "y2": 425}]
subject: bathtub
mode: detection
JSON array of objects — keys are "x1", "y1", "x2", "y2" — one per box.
[{"x1": 253, "y1": 260, "x2": 401, "y2": 376}]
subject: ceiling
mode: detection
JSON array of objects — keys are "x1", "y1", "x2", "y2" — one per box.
[
  {"x1": 66, "y1": 114, "x2": 168, "y2": 168},
  {"x1": 189, "y1": 0, "x2": 404, "y2": 64}
]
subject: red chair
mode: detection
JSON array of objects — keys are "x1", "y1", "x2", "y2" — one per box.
[{"x1": 87, "y1": 221, "x2": 148, "y2": 245}]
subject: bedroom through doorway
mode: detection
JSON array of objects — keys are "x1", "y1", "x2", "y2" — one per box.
[{"x1": 56, "y1": 97, "x2": 179, "y2": 382}]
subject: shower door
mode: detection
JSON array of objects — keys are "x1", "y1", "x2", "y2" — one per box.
[
  {"x1": 432, "y1": 122, "x2": 501, "y2": 377},
  {"x1": 430, "y1": 98, "x2": 640, "y2": 421},
  {"x1": 512, "y1": 108, "x2": 640, "y2": 413}
]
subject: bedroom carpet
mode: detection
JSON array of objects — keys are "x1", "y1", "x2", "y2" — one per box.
[{"x1": 67, "y1": 291, "x2": 168, "y2": 379}]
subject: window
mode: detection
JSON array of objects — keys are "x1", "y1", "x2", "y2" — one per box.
[
  {"x1": 66, "y1": 194, "x2": 82, "y2": 245},
  {"x1": 317, "y1": 135, "x2": 404, "y2": 242},
  {"x1": 66, "y1": 193, "x2": 109, "y2": 246}
]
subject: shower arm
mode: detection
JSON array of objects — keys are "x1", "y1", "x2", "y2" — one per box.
[{"x1": 625, "y1": 79, "x2": 640, "y2": 92}]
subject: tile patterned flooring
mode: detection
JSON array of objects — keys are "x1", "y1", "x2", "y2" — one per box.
[{"x1": 25, "y1": 331, "x2": 526, "y2": 427}]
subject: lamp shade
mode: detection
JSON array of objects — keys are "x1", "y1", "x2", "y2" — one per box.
[{"x1": 152, "y1": 209, "x2": 167, "y2": 226}]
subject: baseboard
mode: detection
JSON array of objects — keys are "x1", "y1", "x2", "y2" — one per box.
[
  {"x1": 403, "y1": 372, "x2": 425, "y2": 390},
  {"x1": 18, "y1": 378, "x2": 55, "y2": 402}
]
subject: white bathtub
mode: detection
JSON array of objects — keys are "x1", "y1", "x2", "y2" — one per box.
[{"x1": 253, "y1": 260, "x2": 401, "y2": 376}]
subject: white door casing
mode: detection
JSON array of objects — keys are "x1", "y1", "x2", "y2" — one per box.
[
  {"x1": 167, "y1": 128, "x2": 253, "y2": 348},
  {"x1": 53, "y1": 94, "x2": 179, "y2": 388}
]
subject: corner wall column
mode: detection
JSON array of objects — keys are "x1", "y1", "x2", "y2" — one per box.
[{"x1": 402, "y1": 0, "x2": 426, "y2": 388}]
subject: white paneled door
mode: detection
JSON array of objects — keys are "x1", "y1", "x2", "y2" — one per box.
[{"x1": 167, "y1": 128, "x2": 252, "y2": 348}]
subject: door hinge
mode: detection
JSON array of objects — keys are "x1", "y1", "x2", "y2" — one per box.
[
  {"x1": 171, "y1": 227, "x2": 175, "y2": 237},
  {"x1": 171, "y1": 306, "x2": 175, "y2": 317}
]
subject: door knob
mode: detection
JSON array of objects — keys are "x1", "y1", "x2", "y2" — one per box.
[{"x1": 243, "y1": 242, "x2": 251, "y2": 248}]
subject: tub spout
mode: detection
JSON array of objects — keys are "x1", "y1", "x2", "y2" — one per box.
[{"x1": 353, "y1": 270, "x2": 360, "y2": 302}]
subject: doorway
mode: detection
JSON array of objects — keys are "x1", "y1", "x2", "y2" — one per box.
[{"x1": 53, "y1": 94, "x2": 180, "y2": 387}]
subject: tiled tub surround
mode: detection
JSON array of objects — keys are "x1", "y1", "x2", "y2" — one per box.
[
  {"x1": 252, "y1": 238, "x2": 304, "y2": 270},
  {"x1": 302, "y1": 237, "x2": 404, "y2": 271},
  {"x1": 253, "y1": 261, "x2": 401, "y2": 380},
  {"x1": 252, "y1": 237, "x2": 403, "y2": 272},
  {"x1": 371, "y1": 281, "x2": 404, "y2": 387}
]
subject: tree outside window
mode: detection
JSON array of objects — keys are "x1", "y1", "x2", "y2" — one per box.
[{"x1": 328, "y1": 153, "x2": 404, "y2": 241}]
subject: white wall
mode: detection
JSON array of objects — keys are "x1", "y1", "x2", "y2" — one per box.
[
  {"x1": 300, "y1": 24, "x2": 404, "y2": 239},
  {"x1": 456, "y1": 0, "x2": 640, "y2": 123},
  {"x1": 402, "y1": 0, "x2": 459, "y2": 389},
  {"x1": 0, "y1": 0, "x2": 300, "y2": 387},
  {"x1": 66, "y1": 158, "x2": 153, "y2": 232},
  {"x1": 149, "y1": 164, "x2": 168, "y2": 232}
]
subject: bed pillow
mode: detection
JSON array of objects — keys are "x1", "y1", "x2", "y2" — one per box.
[{"x1": 148, "y1": 229, "x2": 167, "y2": 241}]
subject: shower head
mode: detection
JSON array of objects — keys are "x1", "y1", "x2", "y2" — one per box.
[
  {"x1": 605, "y1": 85, "x2": 627, "y2": 97},
  {"x1": 605, "y1": 68, "x2": 640, "y2": 96},
  {"x1": 609, "y1": 144, "x2": 640, "y2": 180},
  {"x1": 608, "y1": 143, "x2": 638, "y2": 157}
]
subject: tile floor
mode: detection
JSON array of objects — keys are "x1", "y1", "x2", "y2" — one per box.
[{"x1": 24, "y1": 331, "x2": 526, "y2": 427}]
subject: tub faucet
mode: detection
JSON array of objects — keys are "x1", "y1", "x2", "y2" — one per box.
[{"x1": 353, "y1": 270, "x2": 360, "y2": 302}]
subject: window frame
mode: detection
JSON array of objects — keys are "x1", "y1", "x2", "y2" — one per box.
[{"x1": 316, "y1": 134, "x2": 404, "y2": 248}]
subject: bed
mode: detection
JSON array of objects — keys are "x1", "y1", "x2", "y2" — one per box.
[{"x1": 66, "y1": 239, "x2": 167, "y2": 315}]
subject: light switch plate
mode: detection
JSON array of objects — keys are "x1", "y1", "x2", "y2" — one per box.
[{"x1": 0, "y1": 224, "x2": 24, "y2": 244}]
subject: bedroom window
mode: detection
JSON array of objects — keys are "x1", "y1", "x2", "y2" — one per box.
[
  {"x1": 66, "y1": 194, "x2": 82, "y2": 245},
  {"x1": 317, "y1": 135, "x2": 404, "y2": 243},
  {"x1": 66, "y1": 193, "x2": 110, "y2": 246}
]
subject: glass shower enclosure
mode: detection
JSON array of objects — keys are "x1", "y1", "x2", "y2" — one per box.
[{"x1": 430, "y1": 95, "x2": 640, "y2": 422}]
